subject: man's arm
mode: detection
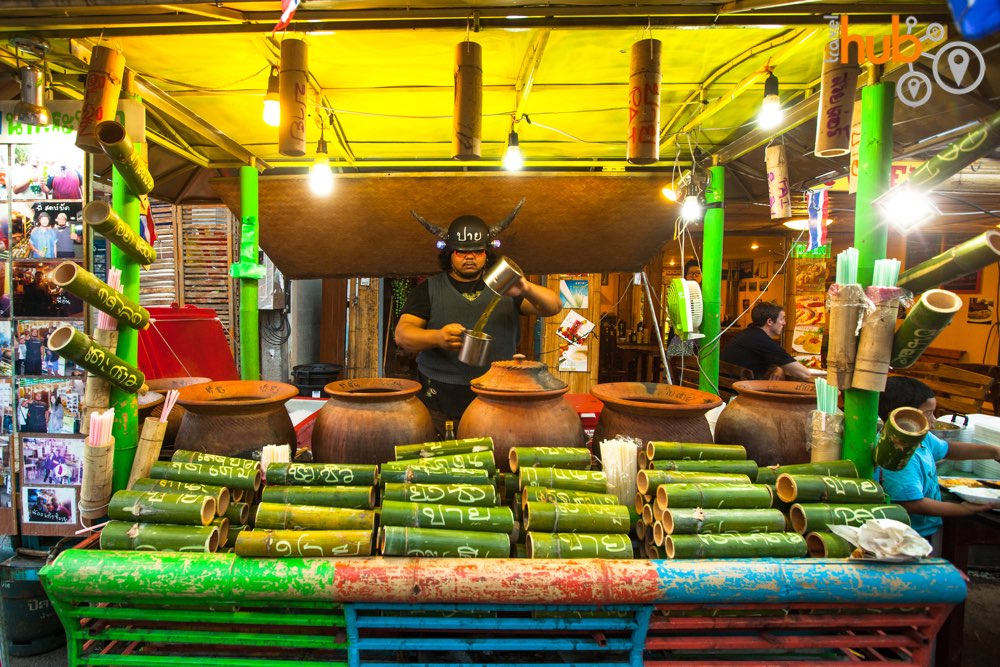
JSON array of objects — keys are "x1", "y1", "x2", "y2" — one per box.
[
  {"x1": 394, "y1": 313, "x2": 465, "y2": 353},
  {"x1": 946, "y1": 442, "x2": 1000, "y2": 462},
  {"x1": 779, "y1": 360, "x2": 817, "y2": 381},
  {"x1": 509, "y1": 278, "x2": 561, "y2": 317}
]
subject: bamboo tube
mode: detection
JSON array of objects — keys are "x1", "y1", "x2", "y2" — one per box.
[
  {"x1": 652, "y1": 520, "x2": 667, "y2": 546},
  {"x1": 635, "y1": 492, "x2": 652, "y2": 514},
  {"x1": 83, "y1": 200, "x2": 157, "y2": 266},
  {"x1": 48, "y1": 325, "x2": 145, "y2": 394},
  {"x1": 627, "y1": 38, "x2": 661, "y2": 165},
  {"x1": 525, "y1": 486, "x2": 619, "y2": 506},
  {"x1": 509, "y1": 447, "x2": 592, "y2": 472},
  {"x1": 395, "y1": 436, "x2": 493, "y2": 461},
  {"x1": 382, "y1": 482, "x2": 497, "y2": 507},
  {"x1": 755, "y1": 460, "x2": 859, "y2": 486},
  {"x1": 380, "y1": 500, "x2": 515, "y2": 534},
  {"x1": 51, "y1": 262, "x2": 150, "y2": 330},
  {"x1": 528, "y1": 532, "x2": 634, "y2": 559},
  {"x1": 500, "y1": 472, "x2": 518, "y2": 503},
  {"x1": 100, "y1": 521, "x2": 219, "y2": 553},
  {"x1": 518, "y1": 467, "x2": 607, "y2": 493},
  {"x1": 789, "y1": 503, "x2": 910, "y2": 533},
  {"x1": 253, "y1": 502, "x2": 375, "y2": 531},
  {"x1": 225, "y1": 502, "x2": 250, "y2": 525},
  {"x1": 80, "y1": 436, "x2": 115, "y2": 521},
  {"x1": 76, "y1": 45, "x2": 126, "y2": 152},
  {"x1": 261, "y1": 485, "x2": 375, "y2": 509},
  {"x1": 806, "y1": 531, "x2": 855, "y2": 558},
  {"x1": 108, "y1": 490, "x2": 215, "y2": 526},
  {"x1": 265, "y1": 462, "x2": 377, "y2": 487},
  {"x1": 848, "y1": 99, "x2": 862, "y2": 193},
  {"x1": 853, "y1": 287, "x2": 904, "y2": 392},
  {"x1": 130, "y1": 478, "x2": 230, "y2": 517},
  {"x1": 235, "y1": 529, "x2": 373, "y2": 558},
  {"x1": 663, "y1": 508, "x2": 786, "y2": 535},
  {"x1": 655, "y1": 483, "x2": 772, "y2": 510},
  {"x1": 379, "y1": 467, "x2": 490, "y2": 486},
  {"x1": 149, "y1": 460, "x2": 261, "y2": 492},
  {"x1": 647, "y1": 459, "x2": 759, "y2": 480},
  {"x1": 231, "y1": 489, "x2": 245, "y2": 503},
  {"x1": 172, "y1": 450, "x2": 260, "y2": 470},
  {"x1": 278, "y1": 37, "x2": 308, "y2": 157},
  {"x1": 898, "y1": 231, "x2": 1000, "y2": 294},
  {"x1": 645, "y1": 442, "x2": 747, "y2": 461},
  {"x1": 647, "y1": 542, "x2": 667, "y2": 559},
  {"x1": 523, "y1": 501, "x2": 631, "y2": 534},
  {"x1": 776, "y1": 473, "x2": 885, "y2": 504},
  {"x1": 453, "y1": 41, "x2": 482, "y2": 160},
  {"x1": 642, "y1": 504, "x2": 654, "y2": 527},
  {"x1": 95, "y1": 121, "x2": 154, "y2": 195},
  {"x1": 380, "y1": 525, "x2": 509, "y2": 558},
  {"x1": 210, "y1": 517, "x2": 230, "y2": 545},
  {"x1": 766, "y1": 144, "x2": 791, "y2": 219},
  {"x1": 381, "y1": 450, "x2": 496, "y2": 476},
  {"x1": 666, "y1": 533, "x2": 807, "y2": 559},
  {"x1": 637, "y1": 469, "x2": 752, "y2": 495},
  {"x1": 635, "y1": 519, "x2": 646, "y2": 541},
  {"x1": 81, "y1": 329, "x2": 117, "y2": 437},
  {"x1": 126, "y1": 418, "x2": 168, "y2": 490},
  {"x1": 874, "y1": 407, "x2": 930, "y2": 471},
  {"x1": 891, "y1": 289, "x2": 963, "y2": 369},
  {"x1": 814, "y1": 54, "x2": 859, "y2": 157},
  {"x1": 826, "y1": 283, "x2": 865, "y2": 388},
  {"x1": 225, "y1": 524, "x2": 245, "y2": 549}
]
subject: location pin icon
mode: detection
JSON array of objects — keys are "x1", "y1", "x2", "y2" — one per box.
[
  {"x1": 906, "y1": 76, "x2": 923, "y2": 100},
  {"x1": 948, "y1": 49, "x2": 970, "y2": 85}
]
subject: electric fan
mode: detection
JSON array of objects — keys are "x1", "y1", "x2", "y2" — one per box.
[{"x1": 666, "y1": 278, "x2": 704, "y2": 340}]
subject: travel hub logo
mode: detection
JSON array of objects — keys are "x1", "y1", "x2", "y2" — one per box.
[{"x1": 825, "y1": 14, "x2": 985, "y2": 108}]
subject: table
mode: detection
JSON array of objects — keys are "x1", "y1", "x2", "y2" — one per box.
[{"x1": 617, "y1": 343, "x2": 664, "y2": 382}]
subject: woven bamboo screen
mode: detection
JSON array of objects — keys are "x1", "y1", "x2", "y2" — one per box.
[
  {"x1": 177, "y1": 205, "x2": 236, "y2": 352},
  {"x1": 137, "y1": 199, "x2": 179, "y2": 307}
]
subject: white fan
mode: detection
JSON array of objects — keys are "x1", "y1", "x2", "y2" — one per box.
[{"x1": 666, "y1": 278, "x2": 704, "y2": 341}]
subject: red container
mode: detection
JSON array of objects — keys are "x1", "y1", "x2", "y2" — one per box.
[{"x1": 137, "y1": 304, "x2": 239, "y2": 381}]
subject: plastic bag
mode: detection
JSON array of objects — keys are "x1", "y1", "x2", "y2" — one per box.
[{"x1": 830, "y1": 519, "x2": 932, "y2": 561}]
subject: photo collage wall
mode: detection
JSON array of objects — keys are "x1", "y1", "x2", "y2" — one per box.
[{"x1": 0, "y1": 101, "x2": 88, "y2": 536}]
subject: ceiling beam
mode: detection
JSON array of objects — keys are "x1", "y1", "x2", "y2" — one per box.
[
  {"x1": 512, "y1": 29, "x2": 551, "y2": 124},
  {"x1": 158, "y1": 3, "x2": 248, "y2": 24},
  {"x1": 720, "y1": 0, "x2": 825, "y2": 13}
]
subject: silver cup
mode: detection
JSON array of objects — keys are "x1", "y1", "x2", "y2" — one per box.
[
  {"x1": 458, "y1": 330, "x2": 492, "y2": 366},
  {"x1": 484, "y1": 256, "x2": 524, "y2": 296}
]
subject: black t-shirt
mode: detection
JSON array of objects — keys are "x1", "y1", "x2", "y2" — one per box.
[
  {"x1": 400, "y1": 274, "x2": 524, "y2": 320},
  {"x1": 719, "y1": 326, "x2": 795, "y2": 379}
]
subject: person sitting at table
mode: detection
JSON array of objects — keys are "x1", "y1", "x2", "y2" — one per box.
[
  {"x1": 719, "y1": 301, "x2": 814, "y2": 381},
  {"x1": 877, "y1": 376, "x2": 1000, "y2": 548}
]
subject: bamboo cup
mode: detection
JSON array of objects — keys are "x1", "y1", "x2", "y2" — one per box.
[
  {"x1": 806, "y1": 531, "x2": 854, "y2": 558},
  {"x1": 518, "y1": 467, "x2": 607, "y2": 493},
  {"x1": 381, "y1": 450, "x2": 495, "y2": 476},
  {"x1": 171, "y1": 450, "x2": 260, "y2": 470},
  {"x1": 100, "y1": 522, "x2": 219, "y2": 553},
  {"x1": 379, "y1": 467, "x2": 489, "y2": 486},
  {"x1": 655, "y1": 483, "x2": 772, "y2": 510},
  {"x1": 83, "y1": 200, "x2": 157, "y2": 266},
  {"x1": 898, "y1": 230, "x2": 1000, "y2": 294},
  {"x1": 108, "y1": 489, "x2": 215, "y2": 526},
  {"x1": 127, "y1": 418, "x2": 168, "y2": 490},
  {"x1": 524, "y1": 486, "x2": 619, "y2": 506},
  {"x1": 826, "y1": 283, "x2": 865, "y2": 388},
  {"x1": 210, "y1": 517, "x2": 230, "y2": 545},
  {"x1": 851, "y1": 287, "x2": 902, "y2": 392},
  {"x1": 646, "y1": 459, "x2": 759, "y2": 480},
  {"x1": 776, "y1": 473, "x2": 884, "y2": 504},
  {"x1": 381, "y1": 499, "x2": 515, "y2": 534},
  {"x1": 149, "y1": 460, "x2": 261, "y2": 492},
  {"x1": 235, "y1": 529, "x2": 373, "y2": 558},
  {"x1": 129, "y1": 477, "x2": 229, "y2": 516},
  {"x1": 96, "y1": 120, "x2": 154, "y2": 195},
  {"x1": 80, "y1": 435, "x2": 115, "y2": 522},
  {"x1": 76, "y1": 45, "x2": 126, "y2": 153},
  {"x1": 51, "y1": 262, "x2": 150, "y2": 330},
  {"x1": 662, "y1": 508, "x2": 786, "y2": 535},
  {"x1": 666, "y1": 533, "x2": 807, "y2": 559},
  {"x1": 645, "y1": 442, "x2": 747, "y2": 461},
  {"x1": 253, "y1": 502, "x2": 375, "y2": 531},
  {"x1": 789, "y1": 503, "x2": 910, "y2": 533},
  {"x1": 264, "y1": 462, "x2": 377, "y2": 487},
  {"x1": 523, "y1": 501, "x2": 630, "y2": 534},
  {"x1": 453, "y1": 41, "x2": 482, "y2": 159},
  {"x1": 261, "y1": 485, "x2": 375, "y2": 509},
  {"x1": 382, "y1": 482, "x2": 497, "y2": 507},
  {"x1": 49, "y1": 326, "x2": 144, "y2": 394},
  {"x1": 278, "y1": 37, "x2": 308, "y2": 157},
  {"x1": 874, "y1": 406, "x2": 930, "y2": 471},
  {"x1": 627, "y1": 38, "x2": 661, "y2": 165},
  {"x1": 809, "y1": 411, "x2": 845, "y2": 463},
  {"x1": 754, "y1": 460, "x2": 859, "y2": 485},
  {"x1": 225, "y1": 502, "x2": 250, "y2": 525},
  {"x1": 380, "y1": 525, "x2": 509, "y2": 558},
  {"x1": 509, "y1": 447, "x2": 592, "y2": 472},
  {"x1": 891, "y1": 289, "x2": 963, "y2": 369},
  {"x1": 766, "y1": 144, "x2": 791, "y2": 219},
  {"x1": 637, "y1": 469, "x2": 752, "y2": 495},
  {"x1": 527, "y1": 532, "x2": 633, "y2": 559},
  {"x1": 394, "y1": 436, "x2": 493, "y2": 461},
  {"x1": 814, "y1": 54, "x2": 859, "y2": 157}
]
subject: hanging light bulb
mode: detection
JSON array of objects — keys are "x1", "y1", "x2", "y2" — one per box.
[
  {"x1": 877, "y1": 184, "x2": 938, "y2": 232},
  {"x1": 680, "y1": 195, "x2": 703, "y2": 221},
  {"x1": 503, "y1": 128, "x2": 523, "y2": 171},
  {"x1": 262, "y1": 66, "x2": 280, "y2": 127},
  {"x1": 14, "y1": 65, "x2": 51, "y2": 127},
  {"x1": 757, "y1": 71, "x2": 783, "y2": 130},
  {"x1": 309, "y1": 131, "x2": 333, "y2": 196},
  {"x1": 661, "y1": 185, "x2": 677, "y2": 202}
]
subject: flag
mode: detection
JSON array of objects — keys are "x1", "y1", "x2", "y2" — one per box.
[
  {"x1": 807, "y1": 189, "x2": 829, "y2": 251},
  {"x1": 139, "y1": 196, "x2": 157, "y2": 246},
  {"x1": 273, "y1": 0, "x2": 301, "y2": 33}
]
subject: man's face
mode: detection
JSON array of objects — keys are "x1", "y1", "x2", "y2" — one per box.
[
  {"x1": 449, "y1": 248, "x2": 487, "y2": 280},
  {"x1": 768, "y1": 311, "x2": 787, "y2": 336},
  {"x1": 55, "y1": 213, "x2": 68, "y2": 227},
  {"x1": 38, "y1": 215, "x2": 50, "y2": 227}
]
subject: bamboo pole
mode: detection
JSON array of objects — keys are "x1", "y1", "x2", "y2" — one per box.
[
  {"x1": 76, "y1": 45, "x2": 126, "y2": 152},
  {"x1": 265, "y1": 462, "x2": 377, "y2": 487},
  {"x1": 380, "y1": 467, "x2": 490, "y2": 486},
  {"x1": 766, "y1": 144, "x2": 791, "y2": 219},
  {"x1": 380, "y1": 526, "x2": 509, "y2": 558},
  {"x1": 901, "y1": 109, "x2": 1000, "y2": 194},
  {"x1": 789, "y1": 503, "x2": 910, "y2": 533},
  {"x1": 898, "y1": 230, "x2": 1000, "y2": 294},
  {"x1": 806, "y1": 531, "x2": 855, "y2": 558},
  {"x1": 380, "y1": 500, "x2": 515, "y2": 534},
  {"x1": 51, "y1": 262, "x2": 150, "y2": 330},
  {"x1": 699, "y1": 164, "x2": 725, "y2": 393},
  {"x1": 224, "y1": 502, "x2": 250, "y2": 525},
  {"x1": 395, "y1": 436, "x2": 493, "y2": 461},
  {"x1": 235, "y1": 165, "x2": 261, "y2": 380},
  {"x1": 646, "y1": 442, "x2": 746, "y2": 461},
  {"x1": 253, "y1": 502, "x2": 375, "y2": 531},
  {"x1": 647, "y1": 459, "x2": 759, "y2": 480},
  {"x1": 637, "y1": 469, "x2": 752, "y2": 495},
  {"x1": 825, "y1": 283, "x2": 865, "y2": 388},
  {"x1": 107, "y1": 489, "x2": 215, "y2": 525},
  {"x1": 525, "y1": 486, "x2": 619, "y2": 506},
  {"x1": 80, "y1": 328, "x2": 117, "y2": 438},
  {"x1": 235, "y1": 529, "x2": 373, "y2": 557},
  {"x1": 851, "y1": 287, "x2": 902, "y2": 392},
  {"x1": 80, "y1": 436, "x2": 115, "y2": 521},
  {"x1": 809, "y1": 411, "x2": 845, "y2": 463},
  {"x1": 171, "y1": 450, "x2": 260, "y2": 470},
  {"x1": 755, "y1": 460, "x2": 859, "y2": 485},
  {"x1": 149, "y1": 460, "x2": 261, "y2": 492},
  {"x1": 83, "y1": 200, "x2": 157, "y2": 266},
  {"x1": 523, "y1": 501, "x2": 631, "y2": 534},
  {"x1": 100, "y1": 522, "x2": 219, "y2": 552},
  {"x1": 96, "y1": 121, "x2": 154, "y2": 195},
  {"x1": 663, "y1": 508, "x2": 786, "y2": 535},
  {"x1": 130, "y1": 478, "x2": 230, "y2": 516},
  {"x1": 261, "y1": 485, "x2": 375, "y2": 509},
  {"x1": 656, "y1": 483, "x2": 772, "y2": 510},
  {"x1": 518, "y1": 467, "x2": 607, "y2": 493},
  {"x1": 627, "y1": 38, "x2": 661, "y2": 165},
  {"x1": 126, "y1": 418, "x2": 167, "y2": 490},
  {"x1": 891, "y1": 289, "x2": 963, "y2": 368},
  {"x1": 453, "y1": 41, "x2": 482, "y2": 159},
  {"x1": 48, "y1": 325, "x2": 145, "y2": 394},
  {"x1": 814, "y1": 54, "x2": 859, "y2": 157},
  {"x1": 873, "y1": 406, "x2": 930, "y2": 471},
  {"x1": 528, "y1": 532, "x2": 634, "y2": 558},
  {"x1": 666, "y1": 533, "x2": 807, "y2": 559},
  {"x1": 382, "y1": 482, "x2": 497, "y2": 507},
  {"x1": 381, "y1": 450, "x2": 496, "y2": 476},
  {"x1": 776, "y1": 473, "x2": 885, "y2": 504},
  {"x1": 278, "y1": 37, "x2": 308, "y2": 157},
  {"x1": 509, "y1": 447, "x2": 592, "y2": 472}
]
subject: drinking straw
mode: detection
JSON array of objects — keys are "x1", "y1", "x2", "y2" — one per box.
[
  {"x1": 96, "y1": 267, "x2": 122, "y2": 331},
  {"x1": 873, "y1": 258, "x2": 901, "y2": 288},
  {"x1": 814, "y1": 378, "x2": 840, "y2": 415},
  {"x1": 160, "y1": 389, "x2": 179, "y2": 422},
  {"x1": 836, "y1": 247, "x2": 859, "y2": 285}
]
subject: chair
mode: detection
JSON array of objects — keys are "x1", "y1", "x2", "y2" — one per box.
[
  {"x1": 598, "y1": 316, "x2": 631, "y2": 383},
  {"x1": 891, "y1": 362, "x2": 994, "y2": 417},
  {"x1": 670, "y1": 356, "x2": 752, "y2": 401}
]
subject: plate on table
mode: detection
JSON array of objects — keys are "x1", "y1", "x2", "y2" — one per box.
[
  {"x1": 939, "y1": 477, "x2": 1000, "y2": 490},
  {"x1": 949, "y1": 486, "x2": 1000, "y2": 506}
]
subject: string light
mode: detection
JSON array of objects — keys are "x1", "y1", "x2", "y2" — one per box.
[
  {"x1": 758, "y1": 71, "x2": 783, "y2": 130},
  {"x1": 262, "y1": 66, "x2": 280, "y2": 127},
  {"x1": 309, "y1": 128, "x2": 333, "y2": 196},
  {"x1": 503, "y1": 127, "x2": 523, "y2": 171}
]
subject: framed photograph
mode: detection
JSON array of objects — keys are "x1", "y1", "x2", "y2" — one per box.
[
  {"x1": 601, "y1": 273, "x2": 610, "y2": 286},
  {"x1": 16, "y1": 377, "x2": 85, "y2": 435},
  {"x1": 22, "y1": 485, "x2": 78, "y2": 526},
  {"x1": 967, "y1": 297, "x2": 994, "y2": 324},
  {"x1": 9, "y1": 201, "x2": 84, "y2": 261},
  {"x1": 15, "y1": 320, "x2": 86, "y2": 377},
  {"x1": 559, "y1": 279, "x2": 590, "y2": 309},
  {"x1": 0, "y1": 435, "x2": 14, "y2": 534},
  {"x1": 0, "y1": 206, "x2": 8, "y2": 261},
  {"x1": 748, "y1": 281, "x2": 758, "y2": 292},
  {"x1": 0, "y1": 379, "x2": 10, "y2": 434},
  {"x1": 755, "y1": 261, "x2": 769, "y2": 280},
  {"x1": 10, "y1": 143, "x2": 85, "y2": 202},
  {"x1": 742, "y1": 299, "x2": 751, "y2": 311},
  {"x1": 739, "y1": 281, "x2": 747, "y2": 292},
  {"x1": 739, "y1": 260, "x2": 754, "y2": 280},
  {"x1": 0, "y1": 321, "x2": 10, "y2": 376},
  {"x1": 21, "y1": 435, "x2": 84, "y2": 486},
  {"x1": 557, "y1": 343, "x2": 588, "y2": 373},
  {"x1": 11, "y1": 261, "x2": 85, "y2": 319}
]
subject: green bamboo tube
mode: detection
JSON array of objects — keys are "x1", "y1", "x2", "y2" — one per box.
[
  {"x1": 129, "y1": 478, "x2": 230, "y2": 517},
  {"x1": 381, "y1": 450, "x2": 496, "y2": 476},
  {"x1": 523, "y1": 501, "x2": 631, "y2": 534},
  {"x1": 83, "y1": 200, "x2": 157, "y2": 266},
  {"x1": 379, "y1": 526, "x2": 510, "y2": 558},
  {"x1": 262, "y1": 485, "x2": 375, "y2": 509},
  {"x1": 789, "y1": 503, "x2": 911, "y2": 534},
  {"x1": 380, "y1": 500, "x2": 515, "y2": 534},
  {"x1": 394, "y1": 436, "x2": 493, "y2": 460},
  {"x1": 635, "y1": 519, "x2": 646, "y2": 541},
  {"x1": 100, "y1": 521, "x2": 219, "y2": 553},
  {"x1": 225, "y1": 501, "x2": 250, "y2": 525},
  {"x1": 96, "y1": 121, "x2": 154, "y2": 195},
  {"x1": 666, "y1": 533, "x2": 807, "y2": 559},
  {"x1": 172, "y1": 450, "x2": 260, "y2": 470},
  {"x1": 755, "y1": 460, "x2": 859, "y2": 486},
  {"x1": 150, "y1": 460, "x2": 261, "y2": 492},
  {"x1": 647, "y1": 459, "x2": 759, "y2": 480},
  {"x1": 637, "y1": 469, "x2": 752, "y2": 495},
  {"x1": 382, "y1": 483, "x2": 497, "y2": 507},
  {"x1": 776, "y1": 474, "x2": 885, "y2": 504},
  {"x1": 635, "y1": 492, "x2": 652, "y2": 514},
  {"x1": 253, "y1": 502, "x2": 375, "y2": 531},
  {"x1": 265, "y1": 462, "x2": 377, "y2": 487},
  {"x1": 500, "y1": 472, "x2": 519, "y2": 503},
  {"x1": 107, "y1": 490, "x2": 215, "y2": 526},
  {"x1": 652, "y1": 520, "x2": 667, "y2": 546},
  {"x1": 662, "y1": 508, "x2": 786, "y2": 535},
  {"x1": 806, "y1": 531, "x2": 855, "y2": 558},
  {"x1": 898, "y1": 230, "x2": 1000, "y2": 294},
  {"x1": 655, "y1": 483, "x2": 772, "y2": 510},
  {"x1": 231, "y1": 489, "x2": 245, "y2": 503},
  {"x1": 873, "y1": 407, "x2": 929, "y2": 471},
  {"x1": 210, "y1": 517, "x2": 230, "y2": 545},
  {"x1": 224, "y1": 525, "x2": 245, "y2": 549},
  {"x1": 642, "y1": 504, "x2": 655, "y2": 527},
  {"x1": 509, "y1": 447, "x2": 592, "y2": 472},
  {"x1": 51, "y1": 262, "x2": 150, "y2": 330},
  {"x1": 380, "y1": 467, "x2": 490, "y2": 486},
  {"x1": 527, "y1": 532, "x2": 634, "y2": 559},
  {"x1": 235, "y1": 529, "x2": 373, "y2": 558},
  {"x1": 645, "y1": 442, "x2": 747, "y2": 461},
  {"x1": 525, "y1": 486, "x2": 619, "y2": 506},
  {"x1": 647, "y1": 542, "x2": 667, "y2": 559},
  {"x1": 518, "y1": 467, "x2": 607, "y2": 493},
  {"x1": 48, "y1": 326, "x2": 145, "y2": 394},
  {"x1": 891, "y1": 289, "x2": 963, "y2": 369}
]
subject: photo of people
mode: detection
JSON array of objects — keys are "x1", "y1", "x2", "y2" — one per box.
[
  {"x1": 15, "y1": 321, "x2": 85, "y2": 377},
  {"x1": 10, "y1": 201, "x2": 83, "y2": 260},
  {"x1": 11, "y1": 262, "x2": 84, "y2": 319},
  {"x1": 22, "y1": 486, "x2": 76, "y2": 524},
  {"x1": 0, "y1": 442, "x2": 11, "y2": 510},
  {"x1": 11, "y1": 144, "x2": 84, "y2": 202},
  {"x1": 0, "y1": 379, "x2": 10, "y2": 434},
  {"x1": 0, "y1": 321, "x2": 10, "y2": 376},
  {"x1": 0, "y1": 263, "x2": 8, "y2": 318},
  {"x1": 0, "y1": 145, "x2": 9, "y2": 201},
  {"x1": 16, "y1": 378, "x2": 84, "y2": 435},
  {"x1": 0, "y1": 206, "x2": 9, "y2": 259},
  {"x1": 22, "y1": 436, "x2": 84, "y2": 486}
]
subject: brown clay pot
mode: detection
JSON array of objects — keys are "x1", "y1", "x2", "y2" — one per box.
[
  {"x1": 137, "y1": 390, "x2": 164, "y2": 425},
  {"x1": 147, "y1": 377, "x2": 211, "y2": 457},
  {"x1": 713, "y1": 380, "x2": 817, "y2": 466},
  {"x1": 459, "y1": 355, "x2": 585, "y2": 472},
  {"x1": 312, "y1": 378, "x2": 435, "y2": 465},
  {"x1": 174, "y1": 381, "x2": 298, "y2": 460},
  {"x1": 590, "y1": 382, "x2": 723, "y2": 446}
]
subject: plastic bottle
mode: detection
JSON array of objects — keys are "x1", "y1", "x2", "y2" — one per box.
[{"x1": 444, "y1": 420, "x2": 456, "y2": 441}]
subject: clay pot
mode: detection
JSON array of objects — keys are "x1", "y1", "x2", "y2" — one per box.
[
  {"x1": 137, "y1": 390, "x2": 164, "y2": 425},
  {"x1": 590, "y1": 382, "x2": 723, "y2": 446},
  {"x1": 174, "y1": 381, "x2": 298, "y2": 460},
  {"x1": 714, "y1": 380, "x2": 817, "y2": 466},
  {"x1": 459, "y1": 355, "x2": 585, "y2": 472},
  {"x1": 147, "y1": 376, "x2": 211, "y2": 455},
  {"x1": 312, "y1": 378, "x2": 435, "y2": 465}
]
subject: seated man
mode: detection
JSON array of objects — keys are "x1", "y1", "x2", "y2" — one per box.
[{"x1": 720, "y1": 301, "x2": 815, "y2": 381}]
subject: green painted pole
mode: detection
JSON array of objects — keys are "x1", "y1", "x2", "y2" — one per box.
[
  {"x1": 842, "y1": 82, "x2": 894, "y2": 480},
  {"x1": 233, "y1": 165, "x2": 262, "y2": 380},
  {"x1": 699, "y1": 164, "x2": 724, "y2": 394}
]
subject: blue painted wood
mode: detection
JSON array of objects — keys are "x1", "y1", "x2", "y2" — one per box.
[
  {"x1": 355, "y1": 616, "x2": 637, "y2": 631},
  {"x1": 629, "y1": 605, "x2": 653, "y2": 667},
  {"x1": 355, "y1": 637, "x2": 636, "y2": 651},
  {"x1": 343, "y1": 604, "x2": 360, "y2": 667}
]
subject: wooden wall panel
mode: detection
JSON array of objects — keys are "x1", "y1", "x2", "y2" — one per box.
[
  {"x1": 345, "y1": 278, "x2": 381, "y2": 379},
  {"x1": 537, "y1": 274, "x2": 603, "y2": 395}
]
